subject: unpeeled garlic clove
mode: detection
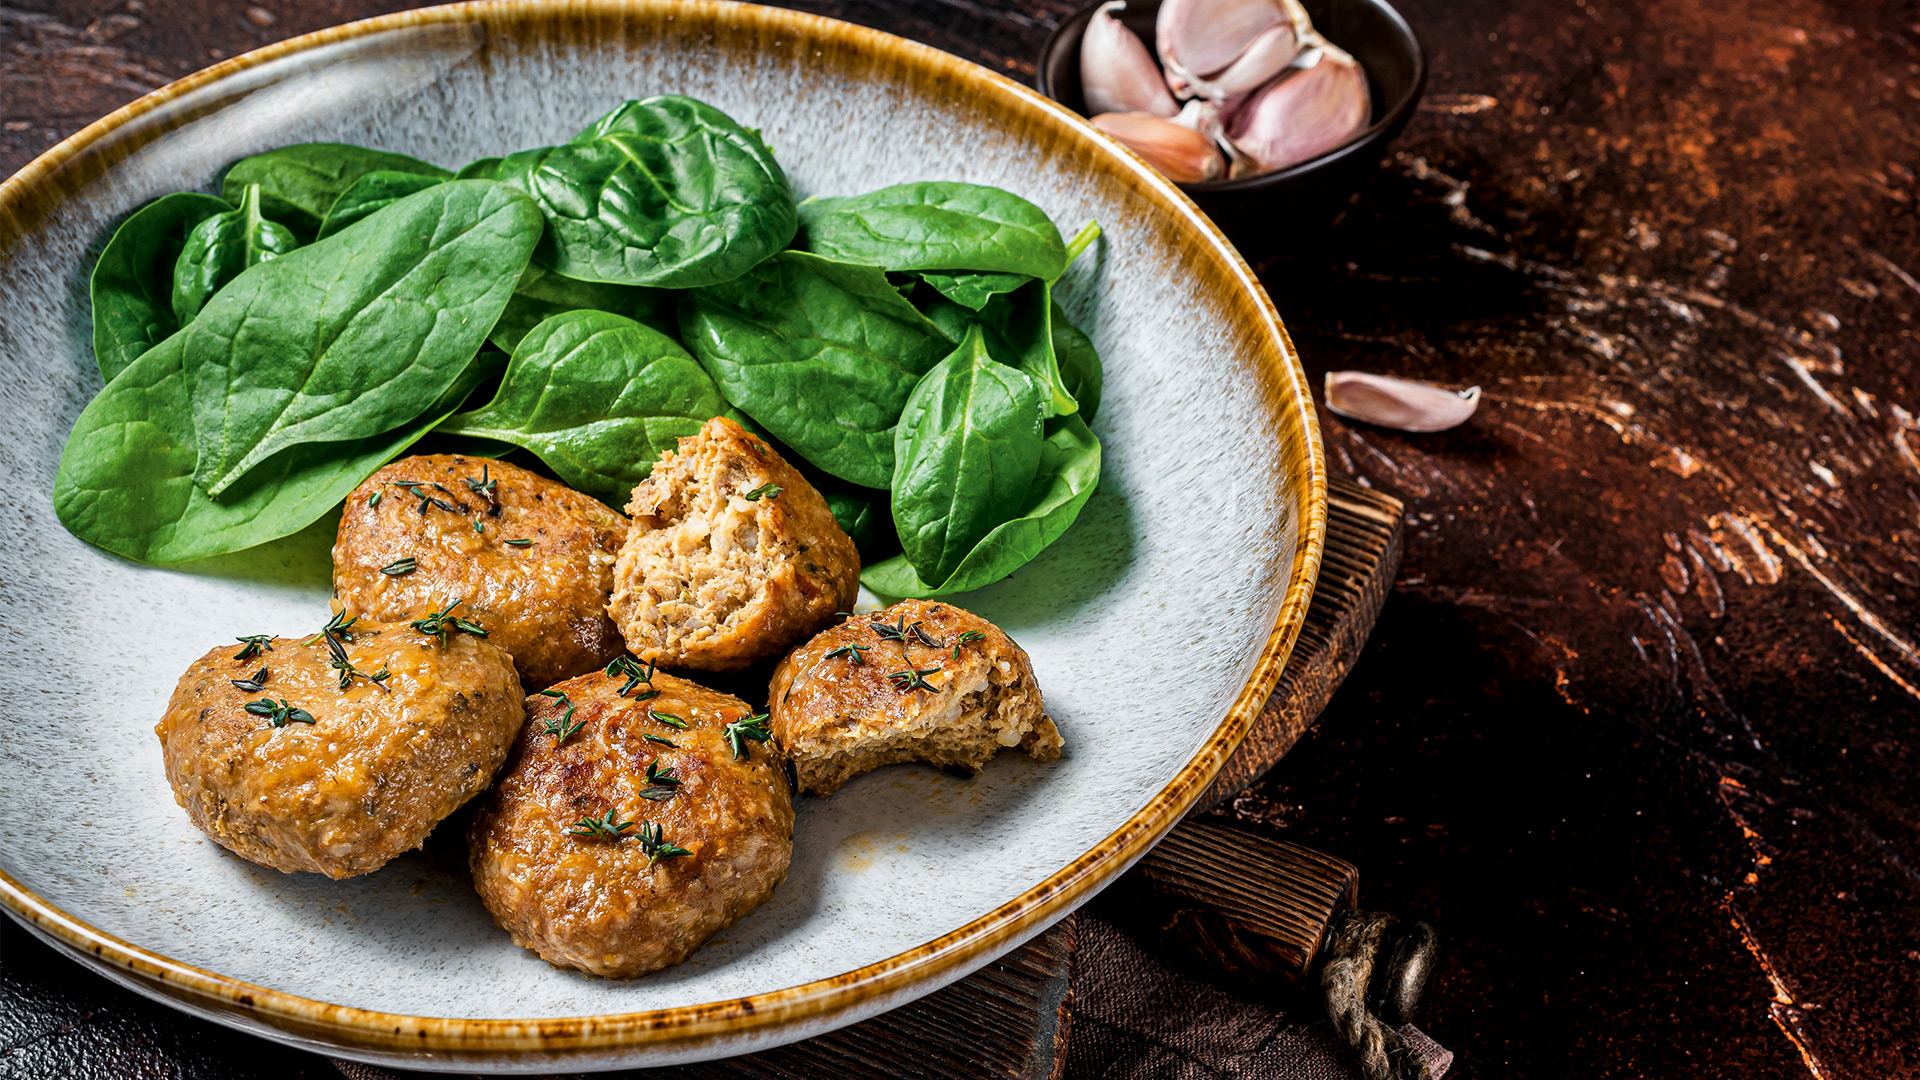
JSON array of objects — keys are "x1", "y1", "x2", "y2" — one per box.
[
  {"x1": 1225, "y1": 44, "x2": 1371, "y2": 172},
  {"x1": 1090, "y1": 112, "x2": 1225, "y2": 183},
  {"x1": 1323, "y1": 371, "x2": 1480, "y2": 432},
  {"x1": 1157, "y1": 0, "x2": 1312, "y2": 101},
  {"x1": 1172, "y1": 97, "x2": 1257, "y2": 178},
  {"x1": 1081, "y1": 2, "x2": 1179, "y2": 118}
]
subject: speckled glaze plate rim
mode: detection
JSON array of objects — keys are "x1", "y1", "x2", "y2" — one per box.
[{"x1": 0, "y1": 0, "x2": 1327, "y2": 1063}]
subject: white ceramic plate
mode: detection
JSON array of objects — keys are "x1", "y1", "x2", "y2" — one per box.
[{"x1": 0, "y1": 1, "x2": 1324, "y2": 1071}]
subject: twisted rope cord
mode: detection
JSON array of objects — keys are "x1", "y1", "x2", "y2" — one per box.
[{"x1": 1322, "y1": 909, "x2": 1432, "y2": 1080}]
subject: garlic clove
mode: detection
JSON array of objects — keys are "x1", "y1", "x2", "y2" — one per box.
[
  {"x1": 1171, "y1": 98, "x2": 1257, "y2": 178},
  {"x1": 1225, "y1": 44, "x2": 1371, "y2": 172},
  {"x1": 1089, "y1": 112, "x2": 1226, "y2": 183},
  {"x1": 1157, "y1": 0, "x2": 1312, "y2": 100},
  {"x1": 1082, "y1": 2, "x2": 1180, "y2": 118},
  {"x1": 1174, "y1": 19, "x2": 1306, "y2": 101},
  {"x1": 1323, "y1": 371, "x2": 1481, "y2": 432}
]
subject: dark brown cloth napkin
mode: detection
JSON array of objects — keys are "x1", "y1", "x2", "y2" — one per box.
[{"x1": 328, "y1": 908, "x2": 1448, "y2": 1080}]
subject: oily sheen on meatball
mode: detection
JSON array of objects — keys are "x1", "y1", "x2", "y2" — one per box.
[
  {"x1": 157, "y1": 622, "x2": 525, "y2": 879},
  {"x1": 334, "y1": 455, "x2": 627, "y2": 689},
  {"x1": 469, "y1": 667, "x2": 794, "y2": 978},
  {"x1": 606, "y1": 416, "x2": 859, "y2": 672},
  {"x1": 768, "y1": 599, "x2": 1061, "y2": 795}
]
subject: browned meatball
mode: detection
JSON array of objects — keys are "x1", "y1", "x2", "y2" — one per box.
[
  {"x1": 157, "y1": 622, "x2": 525, "y2": 879},
  {"x1": 469, "y1": 667, "x2": 794, "y2": 978},
  {"x1": 768, "y1": 600, "x2": 1062, "y2": 796},
  {"x1": 607, "y1": 417, "x2": 860, "y2": 672},
  {"x1": 334, "y1": 455, "x2": 627, "y2": 689}
]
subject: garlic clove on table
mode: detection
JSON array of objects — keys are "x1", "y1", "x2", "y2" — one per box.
[
  {"x1": 1089, "y1": 111, "x2": 1226, "y2": 182},
  {"x1": 1157, "y1": 0, "x2": 1312, "y2": 101},
  {"x1": 1323, "y1": 371, "x2": 1481, "y2": 432},
  {"x1": 1081, "y1": 2, "x2": 1180, "y2": 118},
  {"x1": 1225, "y1": 44, "x2": 1371, "y2": 173}
]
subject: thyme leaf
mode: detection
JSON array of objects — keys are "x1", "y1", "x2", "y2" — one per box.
[
  {"x1": 724, "y1": 713, "x2": 772, "y2": 760},
  {"x1": 824, "y1": 642, "x2": 870, "y2": 665},
  {"x1": 887, "y1": 666, "x2": 942, "y2": 694},
  {"x1": 647, "y1": 708, "x2": 689, "y2": 730},
  {"x1": 743, "y1": 482, "x2": 782, "y2": 501},
  {"x1": 380, "y1": 556, "x2": 417, "y2": 576},
  {"x1": 634, "y1": 821, "x2": 693, "y2": 864},
  {"x1": 244, "y1": 697, "x2": 315, "y2": 727},
  {"x1": 230, "y1": 668, "x2": 269, "y2": 692},
  {"x1": 566, "y1": 808, "x2": 635, "y2": 840},
  {"x1": 233, "y1": 634, "x2": 274, "y2": 661}
]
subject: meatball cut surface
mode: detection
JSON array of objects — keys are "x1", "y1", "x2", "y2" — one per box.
[
  {"x1": 768, "y1": 600, "x2": 1062, "y2": 796},
  {"x1": 607, "y1": 416, "x2": 860, "y2": 673},
  {"x1": 469, "y1": 667, "x2": 794, "y2": 978},
  {"x1": 334, "y1": 455, "x2": 627, "y2": 689},
  {"x1": 157, "y1": 623, "x2": 525, "y2": 879}
]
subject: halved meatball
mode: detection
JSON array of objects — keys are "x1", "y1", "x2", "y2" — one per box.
[
  {"x1": 157, "y1": 622, "x2": 525, "y2": 879},
  {"x1": 768, "y1": 599, "x2": 1062, "y2": 796},
  {"x1": 469, "y1": 666, "x2": 794, "y2": 978},
  {"x1": 606, "y1": 416, "x2": 859, "y2": 672},
  {"x1": 334, "y1": 455, "x2": 627, "y2": 689}
]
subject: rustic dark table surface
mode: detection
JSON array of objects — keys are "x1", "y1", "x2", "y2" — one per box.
[{"x1": 7, "y1": 0, "x2": 1920, "y2": 1077}]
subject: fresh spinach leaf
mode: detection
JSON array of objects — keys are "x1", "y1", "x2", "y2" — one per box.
[
  {"x1": 1051, "y1": 300, "x2": 1103, "y2": 423},
  {"x1": 182, "y1": 179, "x2": 543, "y2": 497},
  {"x1": 89, "y1": 192, "x2": 232, "y2": 381},
  {"x1": 170, "y1": 183, "x2": 299, "y2": 323},
  {"x1": 316, "y1": 170, "x2": 446, "y2": 239},
  {"x1": 455, "y1": 157, "x2": 503, "y2": 180},
  {"x1": 891, "y1": 325, "x2": 1045, "y2": 587},
  {"x1": 489, "y1": 264, "x2": 673, "y2": 355},
  {"x1": 825, "y1": 490, "x2": 886, "y2": 559},
  {"x1": 918, "y1": 269, "x2": 1028, "y2": 311},
  {"x1": 678, "y1": 251, "x2": 953, "y2": 488},
  {"x1": 436, "y1": 309, "x2": 725, "y2": 504},
  {"x1": 863, "y1": 413, "x2": 1101, "y2": 597},
  {"x1": 499, "y1": 96, "x2": 796, "y2": 288},
  {"x1": 220, "y1": 142, "x2": 451, "y2": 239},
  {"x1": 52, "y1": 337, "x2": 500, "y2": 565},
  {"x1": 798, "y1": 182, "x2": 1066, "y2": 280},
  {"x1": 921, "y1": 279, "x2": 1077, "y2": 417}
]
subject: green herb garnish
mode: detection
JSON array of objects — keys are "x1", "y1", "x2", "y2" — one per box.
[
  {"x1": 647, "y1": 708, "x2": 688, "y2": 730},
  {"x1": 724, "y1": 714, "x2": 772, "y2": 760},
  {"x1": 411, "y1": 597, "x2": 486, "y2": 645},
  {"x1": 824, "y1": 642, "x2": 870, "y2": 665},
  {"x1": 567, "y1": 809, "x2": 635, "y2": 840},
  {"x1": 230, "y1": 668, "x2": 269, "y2": 692},
  {"x1": 322, "y1": 626, "x2": 391, "y2": 692},
  {"x1": 909, "y1": 623, "x2": 943, "y2": 648},
  {"x1": 244, "y1": 698, "x2": 315, "y2": 727},
  {"x1": 634, "y1": 821, "x2": 693, "y2": 865},
  {"x1": 463, "y1": 464, "x2": 497, "y2": 506},
  {"x1": 887, "y1": 667, "x2": 942, "y2": 694},
  {"x1": 951, "y1": 629, "x2": 985, "y2": 659},
  {"x1": 368, "y1": 490, "x2": 382, "y2": 508},
  {"x1": 872, "y1": 614, "x2": 910, "y2": 643},
  {"x1": 233, "y1": 634, "x2": 274, "y2": 661},
  {"x1": 504, "y1": 538, "x2": 535, "y2": 547},
  {"x1": 380, "y1": 556, "x2": 417, "y2": 576},
  {"x1": 605, "y1": 656, "x2": 657, "y2": 698},
  {"x1": 642, "y1": 733, "x2": 677, "y2": 748},
  {"x1": 536, "y1": 688, "x2": 585, "y2": 742},
  {"x1": 743, "y1": 482, "x2": 782, "y2": 501},
  {"x1": 637, "y1": 760, "x2": 682, "y2": 800}
]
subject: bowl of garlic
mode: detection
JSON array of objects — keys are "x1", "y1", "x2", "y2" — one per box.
[{"x1": 1038, "y1": 0, "x2": 1425, "y2": 251}]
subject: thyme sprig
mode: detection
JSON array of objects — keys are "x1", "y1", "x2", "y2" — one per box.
[
  {"x1": 605, "y1": 656, "x2": 658, "y2": 698},
  {"x1": 825, "y1": 642, "x2": 870, "y2": 665},
  {"x1": 634, "y1": 821, "x2": 693, "y2": 865},
  {"x1": 887, "y1": 666, "x2": 943, "y2": 694},
  {"x1": 463, "y1": 465, "x2": 498, "y2": 509},
  {"x1": 411, "y1": 598, "x2": 487, "y2": 645},
  {"x1": 380, "y1": 556, "x2": 417, "y2": 576},
  {"x1": 321, "y1": 618, "x2": 390, "y2": 691},
  {"x1": 909, "y1": 623, "x2": 944, "y2": 648},
  {"x1": 230, "y1": 668, "x2": 269, "y2": 692},
  {"x1": 724, "y1": 714, "x2": 772, "y2": 760},
  {"x1": 647, "y1": 708, "x2": 689, "y2": 730},
  {"x1": 536, "y1": 689, "x2": 585, "y2": 742},
  {"x1": 872, "y1": 614, "x2": 910, "y2": 643},
  {"x1": 233, "y1": 635, "x2": 274, "y2": 661},
  {"x1": 642, "y1": 733, "x2": 677, "y2": 748},
  {"x1": 389, "y1": 479, "x2": 466, "y2": 516},
  {"x1": 301, "y1": 610, "x2": 358, "y2": 646},
  {"x1": 567, "y1": 809, "x2": 635, "y2": 840},
  {"x1": 951, "y1": 630, "x2": 985, "y2": 659},
  {"x1": 245, "y1": 698, "x2": 315, "y2": 727},
  {"x1": 638, "y1": 760, "x2": 681, "y2": 801},
  {"x1": 743, "y1": 482, "x2": 782, "y2": 501}
]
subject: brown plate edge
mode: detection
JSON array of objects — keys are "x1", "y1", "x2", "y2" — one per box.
[{"x1": 0, "y1": 0, "x2": 1328, "y2": 1060}]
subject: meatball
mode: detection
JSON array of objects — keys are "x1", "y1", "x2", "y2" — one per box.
[
  {"x1": 157, "y1": 621, "x2": 525, "y2": 879},
  {"x1": 606, "y1": 416, "x2": 859, "y2": 672},
  {"x1": 468, "y1": 666, "x2": 794, "y2": 978},
  {"x1": 334, "y1": 455, "x2": 627, "y2": 689},
  {"x1": 768, "y1": 600, "x2": 1062, "y2": 796}
]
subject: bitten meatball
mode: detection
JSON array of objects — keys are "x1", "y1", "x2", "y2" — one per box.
[
  {"x1": 606, "y1": 416, "x2": 859, "y2": 672},
  {"x1": 469, "y1": 666, "x2": 794, "y2": 978},
  {"x1": 334, "y1": 455, "x2": 627, "y2": 689},
  {"x1": 768, "y1": 599, "x2": 1062, "y2": 796},
  {"x1": 157, "y1": 622, "x2": 525, "y2": 879}
]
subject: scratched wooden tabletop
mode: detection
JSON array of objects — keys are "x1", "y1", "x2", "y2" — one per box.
[{"x1": 6, "y1": 1, "x2": 1919, "y2": 1077}]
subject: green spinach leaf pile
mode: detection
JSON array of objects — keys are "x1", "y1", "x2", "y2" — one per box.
[{"x1": 58, "y1": 95, "x2": 1105, "y2": 598}]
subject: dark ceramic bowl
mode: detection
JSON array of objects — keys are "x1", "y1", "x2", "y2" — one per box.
[{"x1": 1037, "y1": 0, "x2": 1426, "y2": 254}]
